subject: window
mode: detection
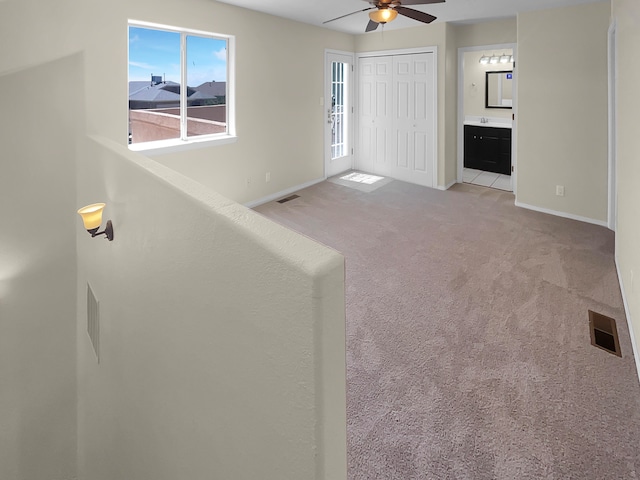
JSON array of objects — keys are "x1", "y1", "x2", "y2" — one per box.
[
  {"x1": 128, "y1": 21, "x2": 235, "y2": 151},
  {"x1": 330, "y1": 61, "x2": 348, "y2": 160}
]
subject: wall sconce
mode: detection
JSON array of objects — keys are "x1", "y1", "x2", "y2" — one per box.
[
  {"x1": 77, "y1": 203, "x2": 114, "y2": 241},
  {"x1": 480, "y1": 53, "x2": 513, "y2": 66}
]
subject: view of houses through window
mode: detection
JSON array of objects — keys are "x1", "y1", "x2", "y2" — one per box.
[{"x1": 128, "y1": 23, "x2": 229, "y2": 145}]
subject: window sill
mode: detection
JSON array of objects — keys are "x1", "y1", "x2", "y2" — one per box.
[{"x1": 128, "y1": 134, "x2": 237, "y2": 156}]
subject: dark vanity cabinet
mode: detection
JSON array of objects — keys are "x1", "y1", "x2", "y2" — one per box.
[{"x1": 464, "y1": 125, "x2": 512, "y2": 175}]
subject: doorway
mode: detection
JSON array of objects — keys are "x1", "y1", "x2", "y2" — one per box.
[
  {"x1": 325, "y1": 50, "x2": 355, "y2": 178},
  {"x1": 457, "y1": 43, "x2": 517, "y2": 193}
]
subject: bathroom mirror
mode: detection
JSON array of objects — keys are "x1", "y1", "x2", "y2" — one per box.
[{"x1": 486, "y1": 71, "x2": 513, "y2": 109}]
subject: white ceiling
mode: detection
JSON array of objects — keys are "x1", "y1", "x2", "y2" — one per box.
[{"x1": 216, "y1": 0, "x2": 606, "y2": 34}]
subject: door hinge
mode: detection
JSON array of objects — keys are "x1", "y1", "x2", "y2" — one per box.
[
  {"x1": 352, "y1": 106, "x2": 354, "y2": 114},
  {"x1": 351, "y1": 148, "x2": 354, "y2": 155},
  {"x1": 351, "y1": 64, "x2": 354, "y2": 72}
]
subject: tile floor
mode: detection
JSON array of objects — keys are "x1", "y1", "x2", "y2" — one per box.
[{"x1": 463, "y1": 168, "x2": 512, "y2": 192}]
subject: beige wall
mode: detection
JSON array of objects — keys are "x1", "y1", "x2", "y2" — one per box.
[
  {"x1": 463, "y1": 50, "x2": 514, "y2": 119},
  {"x1": 77, "y1": 136, "x2": 346, "y2": 480},
  {"x1": 612, "y1": 0, "x2": 640, "y2": 373},
  {"x1": 444, "y1": 23, "x2": 459, "y2": 187},
  {"x1": 454, "y1": 18, "x2": 518, "y2": 48},
  {"x1": 0, "y1": 53, "x2": 80, "y2": 480},
  {"x1": 516, "y1": 1, "x2": 610, "y2": 222}
]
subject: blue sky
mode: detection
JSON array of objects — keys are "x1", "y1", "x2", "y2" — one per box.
[{"x1": 128, "y1": 26, "x2": 227, "y2": 85}]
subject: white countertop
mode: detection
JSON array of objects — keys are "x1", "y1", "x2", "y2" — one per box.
[{"x1": 464, "y1": 116, "x2": 512, "y2": 129}]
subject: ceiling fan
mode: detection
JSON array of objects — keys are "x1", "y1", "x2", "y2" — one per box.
[{"x1": 323, "y1": 0, "x2": 445, "y2": 33}]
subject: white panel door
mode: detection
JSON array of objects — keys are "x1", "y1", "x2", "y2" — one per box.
[
  {"x1": 391, "y1": 53, "x2": 436, "y2": 188},
  {"x1": 358, "y1": 56, "x2": 393, "y2": 176}
]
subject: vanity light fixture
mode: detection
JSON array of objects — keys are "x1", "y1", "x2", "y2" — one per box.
[
  {"x1": 499, "y1": 53, "x2": 511, "y2": 64},
  {"x1": 369, "y1": 7, "x2": 398, "y2": 24},
  {"x1": 489, "y1": 54, "x2": 500, "y2": 65},
  {"x1": 77, "y1": 203, "x2": 114, "y2": 241},
  {"x1": 509, "y1": 55, "x2": 514, "y2": 63},
  {"x1": 479, "y1": 54, "x2": 490, "y2": 65}
]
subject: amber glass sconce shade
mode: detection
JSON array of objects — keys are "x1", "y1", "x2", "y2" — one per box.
[{"x1": 77, "y1": 203, "x2": 114, "y2": 241}]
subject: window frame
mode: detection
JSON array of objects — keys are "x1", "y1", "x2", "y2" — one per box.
[{"x1": 127, "y1": 20, "x2": 236, "y2": 155}]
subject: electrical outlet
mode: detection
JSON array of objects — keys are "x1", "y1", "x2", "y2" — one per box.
[
  {"x1": 556, "y1": 185, "x2": 565, "y2": 196},
  {"x1": 266, "y1": 172, "x2": 271, "y2": 183}
]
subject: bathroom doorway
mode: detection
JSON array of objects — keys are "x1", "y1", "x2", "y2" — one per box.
[{"x1": 457, "y1": 43, "x2": 517, "y2": 193}]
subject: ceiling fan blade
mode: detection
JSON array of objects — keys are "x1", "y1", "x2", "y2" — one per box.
[
  {"x1": 397, "y1": 0, "x2": 445, "y2": 5},
  {"x1": 365, "y1": 19, "x2": 379, "y2": 32},
  {"x1": 395, "y1": 6, "x2": 437, "y2": 24},
  {"x1": 323, "y1": 7, "x2": 374, "y2": 24}
]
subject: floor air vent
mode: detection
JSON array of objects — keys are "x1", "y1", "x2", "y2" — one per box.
[
  {"x1": 87, "y1": 283, "x2": 100, "y2": 362},
  {"x1": 277, "y1": 194, "x2": 300, "y2": 204},
  {"x1": 589, "y1": 310, "x2": 621, "y2": 357}
]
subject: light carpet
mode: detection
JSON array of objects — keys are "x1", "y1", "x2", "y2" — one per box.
[{"x1": 255, "y1": 179, "x2": 640, "y2": 479}]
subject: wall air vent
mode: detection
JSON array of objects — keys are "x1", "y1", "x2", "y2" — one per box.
[
  {"x1": 87, "y1": 283, "x2": 100, "y2": 363},
  {"x1": 589, "y1": 310, "x2": 621, "y2": 357}
]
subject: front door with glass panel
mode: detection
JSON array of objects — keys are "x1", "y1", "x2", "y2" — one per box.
[{"x1": 325, "y1": 52, "x2": 354, "y2": 178}]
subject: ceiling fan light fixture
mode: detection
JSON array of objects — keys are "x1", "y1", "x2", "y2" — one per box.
[{"x1": 369, "y1": 8, "x2": 398, "y2": 24}]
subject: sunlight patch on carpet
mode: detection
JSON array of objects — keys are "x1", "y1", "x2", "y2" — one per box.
[
  {"x1": 328, "y1": 171, "x2": 393, "y2": 193},
  {"x1": 340, "y1": 172, "x2": 385, "y2": 185}
]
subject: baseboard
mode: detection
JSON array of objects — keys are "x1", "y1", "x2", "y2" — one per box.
[
  {"x1": 514, "y1": 201, "x2": 608, "y2": 227},
  {"x1": 244, "y1": 177, "x2": 325, "y2": 209},
  {"x1": 615, "y1": 257, "x2": 640, "y2": 385},
  {"x1": 437, "y1": 179, "x2": 457, "y2": 191}
]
